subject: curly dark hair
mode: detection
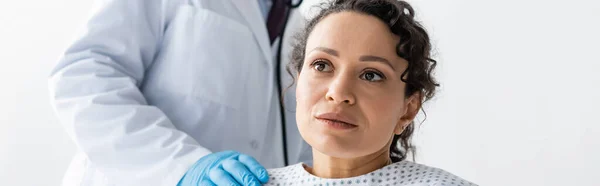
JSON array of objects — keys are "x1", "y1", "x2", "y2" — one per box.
[{"x1": 286, "y1": 0, "x2": 439, "y2": 162}]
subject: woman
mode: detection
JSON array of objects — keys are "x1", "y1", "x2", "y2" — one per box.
[{"x1": 266, "y1": 0, "x2": 476, "y2": 185}]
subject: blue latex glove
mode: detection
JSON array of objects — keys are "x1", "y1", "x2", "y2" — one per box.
[{"x1": 177, "y1": 151, "x2": 269, "y2": 186}]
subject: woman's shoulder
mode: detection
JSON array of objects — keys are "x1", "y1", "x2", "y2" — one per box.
[
  {"x1": 385, "y1": 161, "x2": 477, "y2": 186},
  {"x1": 266, "y1": 163, "x2": 307, "y2": 184},
  {"x1": 264, "y1": 161, "x2": 477, "y2": 186},
  {"x1": 267, "y1": 163, "x2": 302, "y2": 174}
]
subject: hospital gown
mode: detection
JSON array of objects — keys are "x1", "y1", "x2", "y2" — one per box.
[{"x1": 266, "y1": 161, "x2": 477, "y2": 186}]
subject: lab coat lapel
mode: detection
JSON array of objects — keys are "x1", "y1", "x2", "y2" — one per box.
[{"x1": 229, "y1": 0, "x2": 272, "y2": 63}]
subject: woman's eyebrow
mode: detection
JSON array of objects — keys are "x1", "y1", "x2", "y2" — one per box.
[
  {"x1": 359, "y1": 55, "x2": 395, "y2": 70},
  {"x1": 311, "y1": 47, "x2": 339, "y2": 56},
  {"x1": 310, "y1": 47, "x2": 395, "y2": 70}
]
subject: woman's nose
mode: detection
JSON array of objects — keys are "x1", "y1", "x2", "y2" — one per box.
[{"x1": 325, "y1": 77, "x2": 356, "y2": 105}]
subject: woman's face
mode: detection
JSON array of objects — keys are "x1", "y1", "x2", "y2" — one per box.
[{"x1": 296, "y1": 11, "x2": 420, "y2": 159}]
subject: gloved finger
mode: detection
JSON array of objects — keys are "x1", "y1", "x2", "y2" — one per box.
[
  {"x1": 238, "y1": 154, "x2": 269, "y2": 183},
  {"x1": 199, "y1": 180, "x2": 217, "y2": 186},
  {"x1": 214, "y1": 151, "x2": 240, "y2": 160},
  {"x1": 209, "y1": 166, "x2": 240, "y2": 186},
  {"x1": 222, "y1": 159, "x2": 261, "y2": 186}
]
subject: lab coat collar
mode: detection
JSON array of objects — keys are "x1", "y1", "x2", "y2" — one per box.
[{"x1": 229, "y1": 0, "x2": 272, "y2": 64}]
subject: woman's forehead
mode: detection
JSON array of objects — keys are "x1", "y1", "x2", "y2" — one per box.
[{"x1": 306, "y1": 12, "x2": 400, "y2": 57}]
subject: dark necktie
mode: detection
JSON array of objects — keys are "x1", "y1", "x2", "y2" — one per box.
[{"x1": 266, "y1": 0, "x2": 289, "y2": 44}]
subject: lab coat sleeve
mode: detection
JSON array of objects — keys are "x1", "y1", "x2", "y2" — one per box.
[{"x1": 48, "y1": 0, "x2": 211, "y2": 185}]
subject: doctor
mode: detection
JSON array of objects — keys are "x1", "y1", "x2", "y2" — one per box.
[{"x1": 48, "y1": 0, "x2": 312, "y2": 185}]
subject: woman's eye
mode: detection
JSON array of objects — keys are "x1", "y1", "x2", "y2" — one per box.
[
  {"x1": 360, "y1": 71, "x2": 385, "y2": 82},
  {"x1": 312, "y1": 61, "x2": 333, "y2": 72}
]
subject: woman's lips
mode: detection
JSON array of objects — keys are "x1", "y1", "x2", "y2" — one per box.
[
  {"x1": 315, "y1": 112, "x2": 358, "y2": 130},
  {"x1": 317, "y1": 118, "x2": 358, "y2": 130}
]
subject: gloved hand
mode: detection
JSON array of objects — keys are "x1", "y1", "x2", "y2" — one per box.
[{"x1": 177, "y1": 151, "x2": 269, "y2": 186}]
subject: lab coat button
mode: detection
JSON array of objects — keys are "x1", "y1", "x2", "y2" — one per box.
[{"x1": 250, "y1": 140, "x2": 259, "y2": 149}]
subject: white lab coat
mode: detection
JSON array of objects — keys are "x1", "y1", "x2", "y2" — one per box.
[{"x1": 48, "y1": 0, "x2": 313, "y2": 185}]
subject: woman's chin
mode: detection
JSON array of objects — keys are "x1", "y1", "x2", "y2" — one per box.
[{"x1": 310, "y1": 135, "x2": 363, "y2": 159}]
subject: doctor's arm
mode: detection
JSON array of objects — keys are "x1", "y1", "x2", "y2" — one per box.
[{"x1": 48, "y1": 0, "x2": 266, "y2": 185}]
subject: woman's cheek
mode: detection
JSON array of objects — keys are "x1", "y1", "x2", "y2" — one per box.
[
  {"x1": 295, "y1": 74, "x2": 314, "y2": 119},
  {"x1": 296, "y1": 73, "x2": 320, "y2": 104}
]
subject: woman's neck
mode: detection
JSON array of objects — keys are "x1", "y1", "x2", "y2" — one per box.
[{"x1": 306, "y1": 148, "x2": 392, "y2": 178}]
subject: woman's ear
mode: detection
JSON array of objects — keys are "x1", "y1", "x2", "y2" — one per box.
[{"x1": 394, "y1": 93, "x2": 421, "y2": 134}]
